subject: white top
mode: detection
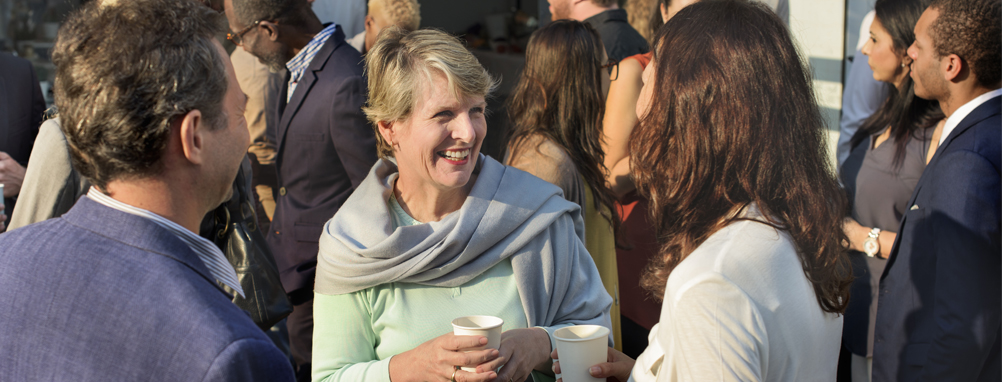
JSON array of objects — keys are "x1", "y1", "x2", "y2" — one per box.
[
  {"x1": 348, "y1": 30, "x2": 366, "y2": 54},
  {"x1": 630, "y1": 205, "x2": 842, "y2": 382},
  {"x1": 940, "y1": 88, "x2": 1002, "y2": 145},
  {"x1": 856, "y1": 10, "x2": 875, "y2": 51}
]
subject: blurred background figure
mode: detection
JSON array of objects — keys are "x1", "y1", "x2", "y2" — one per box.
[
  {"x1": 504, "y1": 19, "x2": 622, "y2": 350},
  {"x1": 223, "y1": 0, "x2": 377, "y2": 379},
  {"x1": 346, "y1": 0, "x2": 421, "y2": 55},
  {"x1": 601, "y1": 0, "x2": 695, "y2": 359},
  {"x1": 0, "y1": 50, "x2": 44, "y2": 229},
  {"x1": 548, "y1": 0, "x2": 648, "y2": 63},
  {"x1": 837, "y1": 0, "x2": 941, "y2": 380},
  {"x1": 230, "y1": 46, "x2": 284, "y2": 231},
  {"x1": 837, "y1": 9, "x2": 891, "y2": 169},
  {"x1": 309, "y1": 0, "x2": 365, "y2": 38},
  {"x1": 624, "y1": 0, "x2": 660, "y2": 44}
]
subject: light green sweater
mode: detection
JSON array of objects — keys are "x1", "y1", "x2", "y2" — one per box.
[{"x1": 312, "y1": 196, "x2": 562, "y2": 382}]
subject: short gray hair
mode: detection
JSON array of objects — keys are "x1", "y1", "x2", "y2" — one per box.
[
  {"x1": 370, "y1": 0, "x2": 421, "y2": 31},
  {"x1": 362, "y1": 28, "x2": 497, "y2": 159},
  {"x1": 52, "y1": 0, "x2": 226, "y2": 190}
]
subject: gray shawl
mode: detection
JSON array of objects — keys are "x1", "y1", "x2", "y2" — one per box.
[{"x1": 315, "y1": 155, "x2": 612, "y2": 331}]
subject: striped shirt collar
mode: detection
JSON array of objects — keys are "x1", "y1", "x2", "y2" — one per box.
[
  {"x1": 87, "y1": 187, "x2": 245, "y2": 298},
  {"x1": 286, "y1": 23, "x2": 339, "y2": 100}
]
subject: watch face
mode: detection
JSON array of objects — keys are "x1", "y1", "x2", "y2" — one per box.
[{"x1": 864, "y1": 238, "x2": 879, "y2": 257}]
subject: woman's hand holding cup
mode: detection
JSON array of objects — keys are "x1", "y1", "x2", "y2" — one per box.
[{"x1": 388, "y1": 332, "x2": 501, "y2": 382}]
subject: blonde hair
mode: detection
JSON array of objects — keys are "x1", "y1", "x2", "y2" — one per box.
[
  {"x1": 369, "y1": 0, "x2": 421, "y2": 31},
  {"x1": 363, "y1": 28, "x2": 497, "y2": 159}
]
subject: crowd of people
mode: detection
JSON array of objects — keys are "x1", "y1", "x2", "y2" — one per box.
[{"x1": 0, "y1": 0, "x2": 997, "y2": 381}]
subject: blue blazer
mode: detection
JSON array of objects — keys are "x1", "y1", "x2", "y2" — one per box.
[
  {"x1": 266, "y1": 25, "x2": 377, "y2": 296},
  {"x1": 0, "y1": 197, "x2": 294, "y2": 381},
  {"x1": 873, "y1": 96, "x2": 1001, "y2": 382}
]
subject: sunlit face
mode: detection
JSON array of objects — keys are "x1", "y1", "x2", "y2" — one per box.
[
  {"x1": 207, "y1": 40, "x2": 250, "y2": 207},
  {"x1": 548, "y1": 0, "x2": 573, "y2": 20},
  {"x1": 862, "y1": 17, "x2": 908, "y2": 88},
  {"x1": 665, "y1": 0, "x2": 700, "y2": 21},
  {"x1": 363, "y1": 4, "x2": 391, "y2": 53},
  {"x1": 382, "y1": 70, "x2": 487, "y2": 194},
  {"x1": 636, "y1": 57, "x2": 656, "y2": 120},
  {"x1": 907, "y1": 7, "x2": 947, "y2": 101}
]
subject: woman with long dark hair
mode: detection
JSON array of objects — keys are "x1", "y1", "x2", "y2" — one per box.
[
  {"x1": 504, "y1": 19, "x2": 623, "y2": 348},
  {"x1": 839, "y1": 0, "x2": 942, "y2": 379},
  {"x1": 553, "y1": 1, "x2": 852, "y2": 380}
]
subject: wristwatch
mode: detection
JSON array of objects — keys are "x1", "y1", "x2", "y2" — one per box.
[{"x1": 863, "y1": 227, "x2": 882, "y2": 258}]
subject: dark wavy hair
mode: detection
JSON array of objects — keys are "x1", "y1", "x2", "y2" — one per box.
[
  {"x1": 849, "y1": 0, "x2": 942, "y2": 169},
  {"x1": 506, "y1": 20, "x2": 619, "y2": 229},
  {"x1": 53, "y1": 0, "x2": 226, "y2": 190},
  {"x1": 630, "y1": 0, "x2": 852, "y2": 314}
]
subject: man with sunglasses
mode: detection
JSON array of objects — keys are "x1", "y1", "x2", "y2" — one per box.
[{"x1": 223, "y1": 0, "x2": 377, "y2": 380}]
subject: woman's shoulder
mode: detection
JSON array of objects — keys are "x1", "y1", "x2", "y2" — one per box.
[
  {"x1": 504, "y1": 135, "x2": 580, "y2": 190},
  {"x1": 508, "y1": 134, "x2": 572, "y2": 164},
  {"x1": 623, "y1": 52, "x2": 652, "y2": 69},
  {"x1": 668, "y1": 213, "x2": 798, "y2": 297}
]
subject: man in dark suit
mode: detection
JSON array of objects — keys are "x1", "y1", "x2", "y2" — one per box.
[
  {"x1": 872, "y1": 0, "x2": 1001, "y2": 381},
  {"x1": 0, "y1": 51, "x2": 45, "y2": 226},
  {"x1": 223, "y1": 0, "x2": 378, "y2": 378},
  {"x1": 0, "y1": 1, "x2": 293, "y2": 380}
]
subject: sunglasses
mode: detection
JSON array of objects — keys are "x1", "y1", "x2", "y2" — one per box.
[{"x1": 227, "y1": 20, "x2": 261, "y2": 46}]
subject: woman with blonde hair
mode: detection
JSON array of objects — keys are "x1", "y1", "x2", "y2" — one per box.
[{"x1": 311, "y1": 28, "x2": 612, "y2": 382}]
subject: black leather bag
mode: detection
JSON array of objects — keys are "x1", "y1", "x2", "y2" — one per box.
[{"x1": 202, "y1": 158, "x2": 293, "y2": 331}]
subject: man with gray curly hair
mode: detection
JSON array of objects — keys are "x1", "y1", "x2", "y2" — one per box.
[{"x1": 0, "y1": 0, "x2": 294, "y2": 381}]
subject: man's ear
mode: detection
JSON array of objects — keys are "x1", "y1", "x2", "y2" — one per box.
[
  {"x1": 376, "y1": 120, "x2": 397, "y2": 149},
  {"x1": 942, "y1": 53, "x2": 964, "y2": 82},
  {"x1": 259, "y1": 20, "x2": 281, "y2": 42},
  {"x1": 178, "y1": 109, "x2": 206, "y2": 165},
  {"x1": 365, "y1": 14, "x2": 375, "y2": 31}
]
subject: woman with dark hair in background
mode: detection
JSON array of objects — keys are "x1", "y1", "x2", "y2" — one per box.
[
  {"x1": 554, "y1": 0, "x2": 852, "y2": 380},
  {"x1": 505, "y1": 19, "x2": 622, "y2": 349},
  {"x1": 599, "y1": 0, "x2": 696, "y2": 358},
  {"x1": 839, "y1": 0, "x2": 941, "y2": 379}
]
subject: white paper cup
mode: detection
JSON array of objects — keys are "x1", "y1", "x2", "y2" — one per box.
[
  {"x1": 554, "y1": 325, "x2": 610, "y2": 382},
  {"x1": 451, "y1": 315, "x2": 503, "y2": 372}
]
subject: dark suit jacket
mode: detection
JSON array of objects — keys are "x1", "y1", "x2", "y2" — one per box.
[
  {"x1": 0, "y1": 197, "x2": 294, "y2": 381},
  {"x1": 873, "y1": 95, "x2": 1001, "y2": 382},
  {"x1": 0, "y1": 52, "x2": 45, "y2": 214},
  {"x1": 266, "y1": 25, "x2": 377, "y2": 296}
]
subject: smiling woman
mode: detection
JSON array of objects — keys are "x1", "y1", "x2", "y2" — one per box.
[{"x1": 310, "y1": 28, "x2": 614, "y2": 382}]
